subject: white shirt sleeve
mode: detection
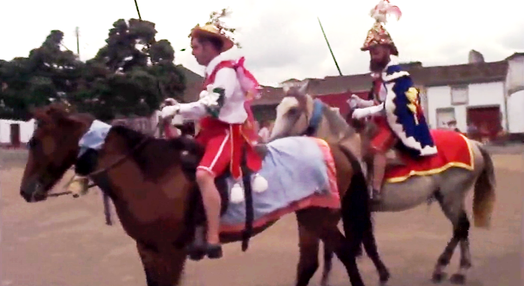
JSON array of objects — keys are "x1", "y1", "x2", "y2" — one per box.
[
  {"x1": 366, "y1": 103, "x2": 384, "y2": 116},
  {"x1": 178, "y1": 68, "x2": 238, "y2": 120},
  {"x1": 358, "y1": 99, "x2": 376, "y2": 108}
]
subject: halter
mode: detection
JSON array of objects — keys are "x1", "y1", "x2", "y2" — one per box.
[{"x1": 303, "y1": 99, "x2": 324, "y2": 136}]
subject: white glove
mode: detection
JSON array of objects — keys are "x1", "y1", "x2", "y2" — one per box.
[
  {"x1": 161, "y1": 104, "x2": 180, "y2": 119},
  {"x1": 348, "y1": 94, "x2": 362, "y2": 109},
  {"x1": 351, "y1": 94, "x2": 362, "y2": 103},
  {"x1": 352, "y1": 108, "x2": 371, "y2": 120}
]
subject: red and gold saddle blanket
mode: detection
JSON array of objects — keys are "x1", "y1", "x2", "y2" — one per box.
[{"x1": 385, "y1": 129, "x2": 474, "y2": 183}]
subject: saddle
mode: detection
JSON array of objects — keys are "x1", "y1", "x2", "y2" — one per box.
[{"x1": 180, "y1": 143, "x2": 269, "y2": 261}]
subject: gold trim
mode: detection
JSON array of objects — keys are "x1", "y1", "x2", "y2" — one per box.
[{"x1": 386, "y1": 134, "x2": 475, "y2": 183}]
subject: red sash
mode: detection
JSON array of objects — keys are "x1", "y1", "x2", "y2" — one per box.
[{"x1": 198, "y1": 61, "x2": 262, "y2": 179}]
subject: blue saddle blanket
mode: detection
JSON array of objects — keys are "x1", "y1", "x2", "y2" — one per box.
[{"x1": 220, "y1": 136, "x2": 337, "y2": 228}]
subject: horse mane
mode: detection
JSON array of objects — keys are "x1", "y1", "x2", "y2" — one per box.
[
  {"x1": 109, "y1": 125, "x2": 204, "y2": 180},
  {"x1": 320, "y1": 102, "x2": 356, "y2": 137}
]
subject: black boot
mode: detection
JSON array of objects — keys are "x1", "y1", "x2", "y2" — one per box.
[{"x1": 204, "y1": 243, "x2": 223, "y2": 259}]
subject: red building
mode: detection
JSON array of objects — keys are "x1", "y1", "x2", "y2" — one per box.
[{"x1": 313, "y1": 91, "x2": 369, "y2": 117}]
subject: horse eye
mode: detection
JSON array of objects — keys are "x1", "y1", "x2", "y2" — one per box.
[{"x1": 287, "y1": 108, "x2": 299, "y2": 116}]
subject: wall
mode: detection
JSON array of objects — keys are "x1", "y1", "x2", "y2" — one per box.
[
  {"x1": 507, "y1": 90, "x2": 524, "y2": 133},
  {"x1": 426, "y1": 81, "x2": 506, "y2": 132},
  {"x1": 315, "y1": 91, "x2": 369, "y2": 117},
  {"x1": 0, "y1": 119, "x2": 36, "y2": 146},
  {"x1": 506, "y1": 55, "x2": 524, "y2": 95},
  {"x1": 506, "y1": 54, "x2": 524, "y2": 134}
]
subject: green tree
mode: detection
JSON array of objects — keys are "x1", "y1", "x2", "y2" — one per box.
[
  {"x1": 71, "y1": 18, "x2": 186, "y2": 121},
  {"x1": 0, "y1": 19, "x2": 187, "y2": 121},
  {"x1": 0, "y1": 30, "x2": 82, "y2": 119}
]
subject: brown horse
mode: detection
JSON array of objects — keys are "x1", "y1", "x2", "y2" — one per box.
[{"x1": 19, "y1": 103, "x2": 373, "y2": 286}]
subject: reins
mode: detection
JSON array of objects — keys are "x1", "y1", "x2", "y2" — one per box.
[{"x1": 45, "y1": 121, "x2": 163, "y2": 226}]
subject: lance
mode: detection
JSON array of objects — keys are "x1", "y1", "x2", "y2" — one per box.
[{"x1": 317, "y1": 17, "x2": 343, "y2": 76}]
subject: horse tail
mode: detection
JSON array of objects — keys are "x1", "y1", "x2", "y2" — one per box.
[
  {"x1": 472, "y1": 142, "x2": 496, "y2": 228},
  {"x1": 339, "y1": 146, "x2": 373, "y2": 256}
]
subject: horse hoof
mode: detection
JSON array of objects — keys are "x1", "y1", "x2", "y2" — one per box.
[
  {"x1": 449, "y1": 274, "x2": 466, "y2": 284},
  {"x1": 431, "y1": 272, "x2": 447, "y2": 283},
  {"x1": 379, "y1": 269, "x2": 391, "y2": 284}
]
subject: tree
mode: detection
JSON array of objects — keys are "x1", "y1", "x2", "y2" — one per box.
[
  {"x1": 0, "y1": 18, "x2": 187, "y2": 121},
  {"x1": 71, "y1": 18, "x2": 186, "y2": 121},
  {"x1": 0, "y1": 30, "x2": 83, "y2": 119}
]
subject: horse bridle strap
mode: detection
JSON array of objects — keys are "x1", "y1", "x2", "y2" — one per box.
[
  {"x1": 84, "y1": 122, "x2": 161, "y2": 178},
  {"x1": 303, "y1": 99, "x2": 324, "y2": 136}
]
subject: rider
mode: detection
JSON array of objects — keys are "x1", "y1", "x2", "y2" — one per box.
[
  {"x1": 161, "y1": 19, "x2": 263, "y2": 259},
  {"x1": 351, "y1": 0, "x2": 437, "y2": 202}
]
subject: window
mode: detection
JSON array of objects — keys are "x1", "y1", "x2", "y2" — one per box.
[
  {"x1": 450, "y1": 85, "x2": 468, "y2": 105},
  {"x1": 436, "y1": 107, "x2": 456, "y2": 129}
]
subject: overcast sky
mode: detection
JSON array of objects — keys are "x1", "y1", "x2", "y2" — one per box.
[{"x1": 2, "y1": 0, "x2": 523, "y2": 86}]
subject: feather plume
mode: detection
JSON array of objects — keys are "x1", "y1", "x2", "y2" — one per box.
[
  {"x1": 369, "y1": 0, "x2": 402, "y2": 23},
  {"x1": 204, "y1": 8, "x2": 241, "y2": 48}
]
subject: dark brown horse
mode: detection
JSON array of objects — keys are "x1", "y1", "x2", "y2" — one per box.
[{"x1": 19, "y1": 103, "x2": 373, "y2": 286}]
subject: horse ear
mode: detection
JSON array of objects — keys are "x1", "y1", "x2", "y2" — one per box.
[
  {"x1": 282, "y1": 84, "x2": 291, "y2": 95},
  {"x1": 297, "y1": 80, "x2": 309, "y2": 96}
]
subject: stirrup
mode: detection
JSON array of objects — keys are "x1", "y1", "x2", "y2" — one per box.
[{"x1": 371, "y1": 189, "x2": 382, "y2": 202}]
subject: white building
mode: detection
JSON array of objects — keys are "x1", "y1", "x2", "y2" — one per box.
[
  {"x1": 0, "y1": 118, "x2": 36, "y2": 148},
  {"x1": 425, "y1": 51, "x2": 524, "y2": 139},
  {"x1": 505, "y1": 53, "x2": 524, "y2": 135}
]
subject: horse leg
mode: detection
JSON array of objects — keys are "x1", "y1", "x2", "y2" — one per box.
[
  {"x1": 136, "y1": 242, "x2": 187, "y2": 286},
  {"x1": 431, "y1": 192, "x2": 465, "y2": 283},
  {"x1": 449, "y1": 211, "x2": 472, "y2": 285},
  {"x1": 297, "y1": 209, "x2": 366, "y2": 286},
  {"x1": 137, "y1": 242, "x2": 165, "y2": 286},
  {"x1": 296, "y1": 222, "x2": 320, "y2": 286},
  {"x1": 320, "y1": 226, "x2": 365, "y2": 286},
  {"x1": 322, "y1": 226, "x2": 390, "y2": 285},
  {"x1": 362, "y1": 226, "x2": 390, "y2": 284},
  {"x1": 321, "y1": 244, "x2": 334, "y2": 286}
]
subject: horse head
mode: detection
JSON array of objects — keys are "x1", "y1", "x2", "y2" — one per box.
[
  {"x1": 270, "y1": 80, "x2": 314, "y2": 140},
  {"x1": 20, "y1": 103, "x2": 93, "y2": 202},
  {"x1": 271, "y1": 80, "x2": 359, "y2": 145}
]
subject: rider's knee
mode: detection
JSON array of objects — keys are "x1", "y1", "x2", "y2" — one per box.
[{"x1": 195, "y1": 168, "x2": 215, "y2": 185}]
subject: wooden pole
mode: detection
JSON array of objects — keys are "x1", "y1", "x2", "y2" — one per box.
[{"x1": 317, "y1": 17, "x2": 343, "y2": 76}]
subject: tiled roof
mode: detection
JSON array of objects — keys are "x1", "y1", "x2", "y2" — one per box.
[
  {"x1": 253, "y1": 86, "x2": 284, "y2": 105},
  {"x1": 184, "y1": 57, "x2": 511, "y2": 107}
]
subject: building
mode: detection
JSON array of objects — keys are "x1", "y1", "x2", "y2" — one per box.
[
  {"x1": 0, "y1": 118, "x2": 36, "y2": 148},
  {"x1": 505, "y1": 53, "x2": 524, "y2": 139},
  {"x1": 250, "y1": 50, "x2": 524, "y2": 140}
]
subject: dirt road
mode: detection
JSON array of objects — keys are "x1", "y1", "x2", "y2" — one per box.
[{"x1": 1, "y1": 153, "x2": 522, "y2": 286}]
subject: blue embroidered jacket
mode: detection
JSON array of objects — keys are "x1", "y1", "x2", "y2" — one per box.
[{"x1": 379, "y1": 63, "x2": 438, "y2": 157}]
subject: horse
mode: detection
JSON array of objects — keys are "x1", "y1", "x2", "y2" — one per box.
[
  {"x1": 19, "y1": 103, "x2": 373, "y2": 286},
  {"x1": 270, "y1": 81, "x2": 496, "y2": 285}
]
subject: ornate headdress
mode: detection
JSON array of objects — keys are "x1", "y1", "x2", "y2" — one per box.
[
  {"x1": 361, "y1": 0, "x2": 402, "y2": 54},
  {"x1": 189, "y1": 8, "x2": 239, "y2": 52}
]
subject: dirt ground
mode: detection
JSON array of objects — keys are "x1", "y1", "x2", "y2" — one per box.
[{"x1": 1, "y1": 152, "x2": 522, "y2": 286}]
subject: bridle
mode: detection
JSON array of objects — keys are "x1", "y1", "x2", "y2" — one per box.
[
  {"x1": 35, "y1": 120, "x2": 163, "y2": 199},
  {"x1": 283, "y1": 95, "x2": 324, "y2": 137}
]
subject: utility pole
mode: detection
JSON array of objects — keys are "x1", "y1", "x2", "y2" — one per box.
[{"x1": 75, "y1": 27, "x2": 80, "y2": 60}]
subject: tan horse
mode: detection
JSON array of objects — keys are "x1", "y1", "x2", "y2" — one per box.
[
  {"x1": 270, "y1": 81, "x2": 496, "y2": 285},
  {"x1": 19, "y1": 103, "x2": 373, "y2": 286}
]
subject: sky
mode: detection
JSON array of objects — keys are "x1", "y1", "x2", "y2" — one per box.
[{"x1": 2, "y1": 0, "x2": 523, "y2": 86}]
